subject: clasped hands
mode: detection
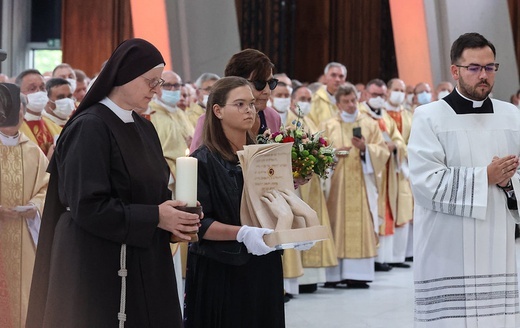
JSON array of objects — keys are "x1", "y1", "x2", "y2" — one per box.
[
  {"x1": 158, "y1": 200, "x2": 202, "y2": 241},
  {"x1": 0, "y1": 205, "x2": 37, "y2": 220},
  {"x1": 488, "y1": 155, "x2": 519, "y2": 187}
]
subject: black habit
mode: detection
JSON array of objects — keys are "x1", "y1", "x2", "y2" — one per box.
[{"x1": 27, "y1": 105, "x2": 182, "y2": 327}]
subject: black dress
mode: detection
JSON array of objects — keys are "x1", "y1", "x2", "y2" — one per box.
[
  {"x1": 27, "y1": 104, "x2": 182, "y2": 327},
  {"x1": 183, "y1": 145, "x2": 285, "y2": 328}
]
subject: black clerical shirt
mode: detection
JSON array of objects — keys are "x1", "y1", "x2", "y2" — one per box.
[{"x1": 442, "y1": 89, "x2": 493, "y2": 114}]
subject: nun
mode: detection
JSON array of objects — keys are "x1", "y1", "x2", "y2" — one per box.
[{"x1": 26, "y1": 38, "x2": 200, "y2": 328}]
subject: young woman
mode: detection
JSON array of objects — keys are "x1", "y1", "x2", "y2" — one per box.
[{"x1": 184, "y1": 76, "x2": 285, "y2": 328}]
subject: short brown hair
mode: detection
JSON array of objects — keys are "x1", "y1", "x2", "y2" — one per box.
[
  {"x1": 203, "y1": 76, "x2": 255, "y2": 162},
  {"x1": 334, "y1": 83, "x2": 357, "y2": 103},
  {"x1": 224, "y1": 49, "x2": 274, "y2": 81}
]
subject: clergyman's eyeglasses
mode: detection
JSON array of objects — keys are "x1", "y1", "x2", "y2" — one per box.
[{"x1": 455, "y1": 63, "x2": 499, "y2": 74}]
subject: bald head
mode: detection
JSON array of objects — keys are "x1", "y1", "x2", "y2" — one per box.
[{"x1": 162, "y1": 71, "x2": 182, "y2": 85}]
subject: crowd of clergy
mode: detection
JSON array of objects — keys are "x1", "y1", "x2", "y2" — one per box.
[{"x1": 3, "y1": 55, "x2": 510, "y2": 325}]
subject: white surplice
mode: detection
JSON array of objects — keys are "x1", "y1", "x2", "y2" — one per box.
[{"x1": 408, "y1": 95, "x2": 520, "y2": 328}]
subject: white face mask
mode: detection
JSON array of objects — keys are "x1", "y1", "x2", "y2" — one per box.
[
  {"x1": 367, "y1": 96, "x2": 385, "y2": 109},
  {"x1": 202, "y1": 94, "x2": 209, "y2": 108},
  {"x1": 437, "y1": 90, "x2": 450, "y2": 99},
  {"x1": 340, "y1": 109, "x2": 358, "y2": 123},
  {"x1": 161, "y1": 89, "x2": 181, "y2": 106},
  {"x1": 296, "y1": 101, "x2": 311, "y2": 116},
  {"x1": 266, "y1": 99, "x2": 272, "y2": 108},
  {"x1": 26, "y1": 91, "x2": 49, "y2": 113},
  {"x1": 417, "y1": 91, "x2": 432, "y2": 105},
  {"x1": 52, "y1": 98, "x2": 75, "y2": 119},
  {"x1": 66, "y1": 78, "x2": 77, "y2": 93},
  {"x1": 272, "y1": 97, "x2": 290, "y2": 113},
  {"x1": 389, "y1": 91, "x2": 405, "y2": 105}
]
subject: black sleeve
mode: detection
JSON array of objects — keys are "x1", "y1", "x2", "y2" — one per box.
[{"x1": 57, "y1": 115, "x2": 158, "y2": 247}]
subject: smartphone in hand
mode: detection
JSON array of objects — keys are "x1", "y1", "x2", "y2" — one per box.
[{"x1": 353, "y1": 127, "x2": 362, "y2": 138}]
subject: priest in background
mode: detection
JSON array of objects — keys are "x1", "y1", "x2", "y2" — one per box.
[
  {"x1": 185, "y1": 73, "x2": 219, "y2": 128},
  {"x1": 289, "y1": 85, "x2": 338, "y2": 293},
  {"x1": 16, "y1": 69, "x2": 62, "y2": 157},
  {"x1": 0, "y1": 84, "x2": 49, "y2": 328},
  {"x1": 320, "y1": 83, "x2": 389, "y2": 288}
]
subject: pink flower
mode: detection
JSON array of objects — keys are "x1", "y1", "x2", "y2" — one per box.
[{"x1": 319, "y1": 137, "x2": 328, "y2": 146}]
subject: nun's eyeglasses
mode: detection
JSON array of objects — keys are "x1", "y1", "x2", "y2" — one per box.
[{"x1": 141, "y1": 76, "x2": 165, "y2": 89}]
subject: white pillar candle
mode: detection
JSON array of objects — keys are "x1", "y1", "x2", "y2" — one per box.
[{"x1": 175, "y1": 154, "x2": 198, "y2": 207}]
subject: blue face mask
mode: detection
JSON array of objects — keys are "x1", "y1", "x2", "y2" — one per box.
[
  {"x1": 417, "y1": 91, "x2": 432, "y2": 105},
  {"x1": 161, "y1": 89, "x2": 181, "y2": 106}
]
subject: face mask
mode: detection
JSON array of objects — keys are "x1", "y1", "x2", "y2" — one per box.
[
  {"x1": 367, "y1": 96, "x2": 384, "y2": 109},
  {"x1": 437, "y1": 90, "x2": 450, "y2": 99},
  {"x1": 273, "y1": 97, "x2": 290, "y2": 113},
  {"x1": 340, "y1": 109, "x2": 358, "y2": 123},
  {"x1": 417, "y1": 91, "x2": 432, "y2": 105},
  {"x1": 266, "y1": 99, "x2": 272, "y2": 108},
  {"x1": 296, "y1": 101, "x2": 311, "y2": 116},
  {"x1": 161, "y1": 89, "x2": 181, "y2": 106},
  {"x1": 52, "y1": 98, "x2": 75, "y2": 119},
  {"x1": 406, "y1": 94, "x2": 414, "y2": 105},
  {"x1": 66, "y1": 78, "x2": 77, "y2": 93},
  {"x1": 26, "y1": 91, "x2": 49, "y2": 113},
  {"x1": 389, "y1": 91, "x2": 405, "y2": 105},
  {"x1": 202, "y1": 94, "x2": 209, "y2": 108}
]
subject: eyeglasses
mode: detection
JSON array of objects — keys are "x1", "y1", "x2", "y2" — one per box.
[
  {"x1": 141, "y1": 76, "x2": 165, "y2": 89},
  {"x1": 162, "y1": 82, "x2": 182, "y2": 91},
  {"x1": 248, "y1": 78, "x2": 279, "y2": 91},
  {"x1": 455, "y1": 63, "x2": 499, "y2": 74},
  {"x1": 224, "y1": 101, "x2": 255, "y2": 113}
]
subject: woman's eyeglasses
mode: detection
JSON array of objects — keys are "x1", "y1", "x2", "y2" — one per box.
[
  {"x1": 248, "y1": 78, "x2": 279, "y2": 91},
  {"x1": 141, "y1": 76, "x2": 165, "y2": 89},
  {"x1": 224, "y1": 101, "x2": 256, "y2": 113}
]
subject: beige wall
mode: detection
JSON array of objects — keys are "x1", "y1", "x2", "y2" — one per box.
[
  {"x1": 165, "y1": 0, "x2": 241, "y2": 82},
  {"x1": 424, "y1": 0, "x2": 519, "y2": 101}
]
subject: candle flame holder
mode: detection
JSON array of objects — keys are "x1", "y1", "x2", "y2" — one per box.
[{"x1": 170, "y1": 205, "x2": 202, "y2": 243}]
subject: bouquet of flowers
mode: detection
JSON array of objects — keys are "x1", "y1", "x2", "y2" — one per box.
[{"x1": 257, "y1": 118, "x2": 335, "y2": 181}]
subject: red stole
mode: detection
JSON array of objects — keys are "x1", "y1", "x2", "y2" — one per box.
[
  {"x1": 25, "y1": 120, "x2": 53, "y2": 155},
  {"x1": 386, "y1": 111, "x2": 403, "y2": 134}
]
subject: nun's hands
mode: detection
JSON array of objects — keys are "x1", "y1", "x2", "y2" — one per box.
[{"x1": 158, "y1": 200, "x2": 201, "y2": 241}]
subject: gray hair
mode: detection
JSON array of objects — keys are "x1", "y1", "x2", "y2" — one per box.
[
  {"x1": 194, "y1": 73, "x2": 220, "y2": 88},
  {"x1": 324, "y1": 62, "x2": 347, "y2": 76}
]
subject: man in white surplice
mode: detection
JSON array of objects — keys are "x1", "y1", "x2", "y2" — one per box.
[{"x1": 408, "y1": 32, "x2": 520, "y2": 328}]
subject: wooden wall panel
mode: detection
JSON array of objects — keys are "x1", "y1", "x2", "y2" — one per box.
[
  {"x1": 61, "y1": 0, "x2": 133, "y2": 78},
  {"x1": 292, "y1": 0, "x2": 395, "y2": 84},
  {"x1": 330, "y1": 0, "x2": 382, "y2": 84},
  {"x1": 292, "y1": 0, "x2": 331, "y2": 83}
]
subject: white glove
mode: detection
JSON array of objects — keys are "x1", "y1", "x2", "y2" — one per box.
[
  {"x1": 236, "y1": 225, "x2": 276, "y2": 256},
  {"x1": 294, "y1": 241, "x2": 316, "y2": 251}
]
